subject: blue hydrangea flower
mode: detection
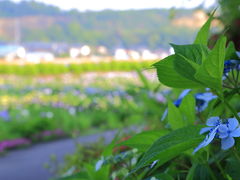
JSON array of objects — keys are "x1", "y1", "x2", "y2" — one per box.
[
  {"x1": 224, "y1": 60, "x2": 240, "y2": 74},
  {"x1": 0, "y1": 110, "x2": 10, "y2": 121},
  {"x1": 223, "y1": 60, "x2": 240, "y2": 87},
  {"x1": 194, "y1": 117, "x2": 240, "y2": 153},
  {"x1": 194, "y1": 117, "x2": 221, "y2": 153},
  {"x1": 195, "y1": 92, "x2": 217, "y2": 112},
  {"x1": 218, "y1": 118, "x2": 240, "y2": 150}
]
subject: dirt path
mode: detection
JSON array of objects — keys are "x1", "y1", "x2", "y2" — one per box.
[{"x1": 0, "y1": 130, "x2": 119, "y2": 180}]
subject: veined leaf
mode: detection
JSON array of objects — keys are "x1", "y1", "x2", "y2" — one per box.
[
  {"x1": 132, "y1": 125, "x2": 204, "y2": 173},
  {"x1": 195, "y1": 36, "x2": 226, "y2": 90},
  {"x1": 179, "y1": 93, "x2": 196, "y2": 125},
  {"x1": 168, "y1": 101, "x2": 185, "y2": 129},
  {"x1": 174, "y1": 54, "x2": 201, "y2": 83},
  {"x1": 170, "y1": 44, "x2": 209, "y2": 64},
  {"x1": 118, "y1": 130, "x2": 169, "y2": 152},
  {"x1": 153, "y1": 55, "x2": 204, "y2": 88},
  {"x1": 194, "y1": 9, "x2": 216, "y2": 45}
]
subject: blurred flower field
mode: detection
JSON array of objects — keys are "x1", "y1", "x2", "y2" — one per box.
[{"x1": 0, "y1": 71, "x2": 167, "y2": 153}]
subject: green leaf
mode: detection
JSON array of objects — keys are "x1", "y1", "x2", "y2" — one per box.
[
  {"x1": 186, "y1": 164, "x2": 197, "y2": 180},
  {"x1": 85, "y1": 163, "x2": 109, "y2": 180},
  {"x1": 154, "y1": 173, "x2": 174, "y2": 180},
  {"x1": 225, "y1": 41, "x2": 238, "y2": 60},
  {"x1": 153, "y1": 55, "x2": 204, "y2": 88},
  {"x1": 102, "y1": 132, "x2": 119, "y2": 156},
  {"x1": 118, "y1": 130, "x2": 169, "y2": 152},
  {"x1": 170, "y1": 44, "x2": 209, "y2": 64},
  {"x1": 173, "y1": 54, "x2": 201, "y2": 83},
  {"x1": 225, "y1": 157, "x2": 240, "y2": 180},
  {"x1": 195, "y1": 36, "x2": 226, "y2": 90},
  {"x1": 57, "y1": 172, "x2": 88, "y2": 180},
  {"x1": 179, "y1": 93, "x2": 196, "y2": 125},
  {"x1": 132, "y1": 125, "x2": 204, "y2": 173},
  {"x1": 168, "y1": 94, "x2": 195, "y2": 130},
  {"x1": 194, "y1": 9, "x2": 215, "y2": 45},
  {"x1": 136, "y1": 69, "x2": 151, "y2": 90},
  {"x1": 192, "y1": 164, "x2": 212, "y2": 180},
  {"x1": 168, "y1": 101, "x2": 184, "y2": 130}
]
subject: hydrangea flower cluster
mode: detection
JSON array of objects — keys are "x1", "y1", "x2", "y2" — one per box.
[
  {"x1": 0, "y1": 110, "x2": 10, "y2": 121},
  {"x1": 224, "y1": 60, "x2": 240, "y2": 74},
  {"x1": 223, "y1": 59, "x2": 240, "y2": 88},
  {"x1": 194, "y1": 116, "x2": 240, "y2": 153}
]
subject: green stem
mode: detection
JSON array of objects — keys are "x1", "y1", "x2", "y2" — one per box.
[
  {"x1": 210, "y1": 151, "x2": 227, "y2": 179},
  {"x1": 200, "y1": 156, "x2": 217, "y2": 180},
  {"x1": 233, "y1": 148, "x2": 240, "y2": 163},
  {"x1": 205, "y1": 163, "x2": 218, "y2": 180}
]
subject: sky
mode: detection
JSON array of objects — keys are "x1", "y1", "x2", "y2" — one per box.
[{"x1": 12, "y1": 0, "x2": 216, "y2": 11}]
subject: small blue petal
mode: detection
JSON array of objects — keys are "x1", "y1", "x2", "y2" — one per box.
[
  {"x1": 161, "y1": 109, "x2": 168, "y2": 121},
  {"x1": 174, "y1": 99, "x2": 182, "y2": 107},
  {"x1": 178, "y1": 89, "x2": 191, "y2": 99},
  {"x1": 236, "y1": 51, "x2": 240, "y2": 58},
  {"x1": 193, "y1": 141, "x2": 206, "y2": 153},
  {"x1": 230, "y1": 127, "x2": 240, "y2": 137},
  {"x1": 204, "y1": 127, "x2": 218, "y2": 145},
  {"x1": 206, "y1": 117, "x2": 220, "y2": 126},
  {"x1": 193, "y1": 127, "x2": 217, "y2": 153},
  {"x1": 221, "y1": 136, "x2": 235, "y2": 150},
  {"x1": 218, "y1": 124, "x2": 228, "y2": 133},
  {"x1": 219, "y1": 132, "x2": 228, "y2": 139},
  {"x1": 228, "y1": 118, "x2": 239, "y2": 131},
  {"x1": 200, "y1": 127, "x2": 212, "y2": 135}
]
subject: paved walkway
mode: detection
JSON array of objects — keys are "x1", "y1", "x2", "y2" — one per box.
[{"x1": 0, "y1": 130, "x2": 118, "y2": 180}]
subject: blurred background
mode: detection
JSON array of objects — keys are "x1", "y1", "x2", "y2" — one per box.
[{"x1": 0, "y1": 0, "x2": 239, "y2": 179}]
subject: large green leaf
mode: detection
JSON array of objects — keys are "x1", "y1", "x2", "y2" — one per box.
[
  {"x1": 118, "y1": 130, "x2": 169, "y2": 152},
  {"x1": 194, "y1": 10, "x2": 215, "y2": 45},
  {"x1": 168, "y1": 101, "x2": 184, "y2": 130},
  {"x1": 170, "y1": 44, "x2": 209, "y2": 64},
  {"x1": 179, "y1": 93, "x2": 196, "y2": 125},
  {"x1": 173, "y1": 54, "x2": 201, "y2": 83},
  {"x1": 153, "y1": 55, "x2": 204, "y2": 88},
  {"x1": 195, "y1": 36, "x2": 226, "y2": 90},
  {"x1": 132, "y1": 125, "x2": 204, "y2": 173},
  {"x1": 168, "y1": 94, "x2": 195, "y2": 130}
]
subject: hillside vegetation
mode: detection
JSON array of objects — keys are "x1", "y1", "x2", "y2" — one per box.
[{"x1": 0, "y1": 1, "x2": 205, "y2": 49}]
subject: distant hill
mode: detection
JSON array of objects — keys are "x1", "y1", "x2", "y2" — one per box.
[{"x1": 0, "y1": 0, "x2": 206, "y2": 50}]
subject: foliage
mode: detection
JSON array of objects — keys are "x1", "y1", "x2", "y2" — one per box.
[
  {"x1": 0, "y1": 1, "x2": 198, "y2": 49},
  {"x1": 0, "y1": 72, "x2": 167, "y2": 152},
  {"x1": 57, "y1": 11, "x2": 240, "y2": 180},
  {"x1": 0, "y1": 61, "x2": 154, "y2": 75}
]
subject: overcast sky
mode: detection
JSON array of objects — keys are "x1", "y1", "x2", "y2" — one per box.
[{"x1": 12, "y1": 0, "x2": 216, "y2": 11}]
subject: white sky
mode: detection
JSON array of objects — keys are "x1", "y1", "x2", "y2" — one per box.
[{"x1": 12, "y1": 0, "x2": 216, "y2": 11}]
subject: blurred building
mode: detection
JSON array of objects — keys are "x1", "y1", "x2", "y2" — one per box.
[
  {"x1": 114, "y1": 49, "x2": 129, "y2": 60},
  {"x1": 69, "y1": 45, "x2": 91, "y2": 58},
  {"x1": 25, "y1": 52, "x2": 54, "y2": 63},
  {"x1": 0, "y1": 45, "x2": 26, "y2": 61},
  {"x1": 141, "y1": 49, "x2": 158, "y2": 60}
]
